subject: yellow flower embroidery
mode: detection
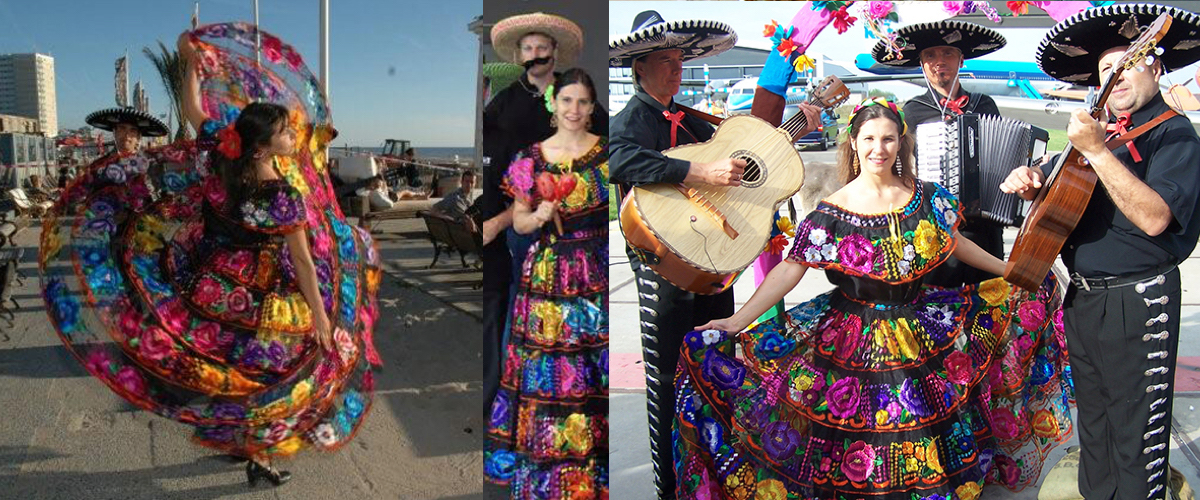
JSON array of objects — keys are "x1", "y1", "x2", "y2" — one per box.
[
  {"x1": 794, "y1": 373, "x2": 814, "y2": 391},
  {"x1": 564, "y1": 173, "x2": 588, "y2": 209},
  {"x1": 894, "y1": 318, "x2": 920, "y2": 360},
  {"x1": 906, "y1": 457, "x2": 919, "y2": 472},
  {"x1": 754, "y1": 479, "x2": 787, "y2": 500},
  {"x1": 956, "y1": 481, "x2": 983, "y2": 500},
  {"x1": 927, "y1": 440, "x2": 944, "y2": 474},
  {"x1": 875, "y1": 409, "x2": 890, "y2": 426},
  {"x1": 978, "y1": 279, "x2": 1009, "y2": 306},
  {"x1": 291, "y1": 380, "x2": 312, "y2": 404},
  {"x1": 531, "y1": 301, "x2": 563, "y2": 345},
  {"x1": 913, "y1": 220, "x2": 941, "y2": 260},
  {"x1": 271, "y1": 436, "x2": 304, "y2": 456},
  {"x1": 598, "y1": 160, "x2": 609, "y2": 180},
  {"x1": 563, "y1": 413, "x2": 591, "y2": 454}
]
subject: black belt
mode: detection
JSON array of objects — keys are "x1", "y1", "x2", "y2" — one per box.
[{"x1": 1069, "y1": 264, "x2": 1176, "y2": 292}]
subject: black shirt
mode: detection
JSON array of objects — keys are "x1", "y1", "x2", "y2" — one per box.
[
  {"x1": 902, "y1": 88, "x2": 1000, "y2": 128},
  {"x1": 1041, "y1": 93, "x2": 1200, "y2": 278},
  {"x1": 610, "y1": 92, "x2": 715, "y2": 193},
  {"x1": 481, "y1": 72, "x2": 608, "y2": 288}
]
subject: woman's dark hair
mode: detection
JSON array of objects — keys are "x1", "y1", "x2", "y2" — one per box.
[
  {"x1": 216, "y1": 102, "x2": 290, "y2": 210},
  {"x1": 552, "y1": 68, "x2": 597, "y2": 103},
  {"x1": 836, "y1": 104, "x2": 915, "y2": 184}
]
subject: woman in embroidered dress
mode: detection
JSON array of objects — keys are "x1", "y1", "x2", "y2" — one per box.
[
  {"x1": 674, "y1": 97, "x2": 1073, "y2": 500},
  {"x1": 484, "y1": 68, "x2": 609, "y2": 499},
  {"x1": 37, "y1": 25, "x2": 380, "y2": 488}
]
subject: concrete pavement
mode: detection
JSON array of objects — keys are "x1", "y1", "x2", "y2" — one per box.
[
  {"x1": 608, "y1": 149, "x2": 1200, "y2": 498},
  {"x1": 0, "y1": 217, "x2": 482, "y2": 500}
]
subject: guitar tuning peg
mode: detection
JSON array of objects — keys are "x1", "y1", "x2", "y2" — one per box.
[
  {"x1": 1146, "y1": 55, "x2": 1156, "y2": 66},
  {"x1": 1155, "y1": 46, "x2": 1165, "y2": 55}
]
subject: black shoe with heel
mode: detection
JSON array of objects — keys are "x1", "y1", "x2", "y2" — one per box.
[{"x1": 246, "y1": 460, "x2": 292, "y2": 487}]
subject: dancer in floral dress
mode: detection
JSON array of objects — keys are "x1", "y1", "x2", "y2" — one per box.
[
  {"x1": 675, "y1": 98, "x2": 1073, "y2": 500},
  {"x1": 38, "y1": 23, "x2": 381, "y2": 487},
  {"x1": 484, "y1": 68, "x2": 608, "y2": 499}
]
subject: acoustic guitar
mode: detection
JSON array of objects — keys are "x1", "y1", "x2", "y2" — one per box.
[
  {"x1": 1005, "y1": 12, "x2": 1172, "y2": 292},
  {"x1": 620, "y1": 76, "x2": 850, "y2": 295}
]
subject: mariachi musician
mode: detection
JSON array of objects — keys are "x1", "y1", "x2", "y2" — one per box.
[
  {"x1": 871, "y1": 19, "x2": 1008, "y2": 287},
  {"x1": 1002, "y1": 4, "x2": 1200, "y2": 499},
  {"x1": 609, "y1": 11, "x2": 820, "y2": 499}
]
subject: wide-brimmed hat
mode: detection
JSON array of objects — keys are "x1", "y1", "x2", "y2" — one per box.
[
  {"x1": 871, "y1": 19, "x2": 1005, "y2": 67},
  {"x1": 85, "y1": 107, "x2": 169, "y2": 137},
  {"x1": 1036, "y1": 3, "x2": 1200, "y2": 86},
  {"x1": 490, "y1": 12, "x2": 583, "y2": 68},
  {"x1": 609, "y1": 10, "x2": 737, "y2": 68}
]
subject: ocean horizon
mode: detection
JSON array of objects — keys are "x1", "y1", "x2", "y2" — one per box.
[{"x1": 330, "y1": 146, "x2": 475, "y2": 159}]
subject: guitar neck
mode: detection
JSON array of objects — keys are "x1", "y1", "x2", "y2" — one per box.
[{"x1": 778, "y1": 96, "x2": 821, "y2": 142}]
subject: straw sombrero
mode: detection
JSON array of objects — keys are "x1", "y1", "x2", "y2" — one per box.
[
  {"x1": 608, "y1": 10, "x2": 737, "y2": 68},
  {"x1": 871, "y1": 19, "x2": 1005, "y2": 67},
  {"x1": 1036, "y1": 3, "x2": 1200, "y2": 86},
  {"x1": 490, "y1": 13, "x2": 583, "y2": 68},
  {"x1": 85, "y1": 107, "x2": 169, "y2": 137}
]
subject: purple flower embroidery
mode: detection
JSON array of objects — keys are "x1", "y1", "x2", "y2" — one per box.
[
  {"x1": 270, "y1": 191, "x2": 299, "y2": 224},
  {"x1": 826, "y1": 376, "x2": 861, "y2": 419},
  {"x1": 266, "y1": 341, "x2": 288, "y2": 368},
  {"x1": 899, "y1": 378, "x2": 929, "y2": 417},
  {"x1": 702, "y1": 350, "x2": 746, "y2": 391},
  {"x1": 761, "y1": 421, "x2": 801, "y2": 461},
  {"x1": 489, "y1": 391, "x2": 510, "y2": 429},
  {"x1": 837, "y1": 233, "x2": 875, "y2": 273},
  {"x1": 211, "y1": 402, "x2": 246, "y2": 421}
]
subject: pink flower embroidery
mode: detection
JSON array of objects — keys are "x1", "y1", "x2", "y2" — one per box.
[
  {"x1": 195, "y1": 277, "x2": 223, "y2": 305},
  {"x1": 191, "y1": 322, "x2": 222, "y2": 352},
  {"x1": 826, "y1": 376, "x2": 861, "y2": 419},
  {"x1": 991, "y1": 408, "x2": 1020, "y2": 440},
  {"x1": 837, "y1": 233, "x2": 875, "y2": 273},
  {"x1": 116, "y1": 366, "x2": 147, "y2": 396},
  {"x1": 945, "y1": 350, "x2": 973, "y2": 385},
  {"x1": 841, "y1": 440, "x2": 876, "y2": 482},
  {"x1": 227, "y1": 287, "x2": 252, "y2": 314},
  {"x1": 507, "y1": 157, "x2": 535, "y2": 202},
  {"x1": 1017, "y1": 301, "x2": 1046, "y2": 331},
  {"x1": 138, "y1": 327, "x2": 174, "y2": 361},
  {"x1": 86, "y1": 349, "x2": 114, "y2": 375}
]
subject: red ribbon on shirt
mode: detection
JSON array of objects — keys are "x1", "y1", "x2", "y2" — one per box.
[
  {"x1": 940, "y1": 95, "x2": 969, "y2": 115},
  {"x1": 1106, "y1": 113, "x2": 1142, "y2": 163},
  {"x1": 663, "y1": 110, "x2": 686, "y2": 147}
]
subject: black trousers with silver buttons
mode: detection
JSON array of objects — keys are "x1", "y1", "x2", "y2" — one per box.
[
  {"x1": 629, "y1": 250, "x2": 734, "y2": 500},
  {"x1": 1064, "y1": 267, "x2": 1180, "y2": 500}
]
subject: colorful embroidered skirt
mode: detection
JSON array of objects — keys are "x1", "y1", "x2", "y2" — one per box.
[
  {"x1": 485, "y1": 226, "x2": 609, "y2": 499},
  {"x1": 39, "y1": 146, "x2": 383, "y2": 458},
  {"x1": 674, "y1": 275, "x2": 1073, "y2": 500}
]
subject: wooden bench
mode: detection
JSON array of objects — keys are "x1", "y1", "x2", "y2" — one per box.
[
  {"x1": 360, "y1": 198, "x2": 436, "y2": 231},
  {"x1": 420, "y1": 210, "x2": 482, "y2": 269}
]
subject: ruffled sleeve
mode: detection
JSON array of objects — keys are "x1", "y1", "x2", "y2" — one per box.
[
  {"x1": 237, "y1": 181, "x2": 307, "y2": 233},
  {"x1": 785, "y1": 182, "x2": 963, "y2": 283}
]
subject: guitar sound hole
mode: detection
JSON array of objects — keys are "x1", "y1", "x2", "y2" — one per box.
[
  {"x1": 730, "y1": 150, "x2": 766, "y2": 188},
  {"x1": 741, "y1": 158, "x2": 761, "y2": 183}
]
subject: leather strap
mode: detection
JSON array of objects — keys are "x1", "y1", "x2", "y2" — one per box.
[
  {"x1": 1106, "y1": 108, "x2": 1180, "y2": 152},
  {"x1": 677, "y1": 103, "x2": 725, "y2": 127}
]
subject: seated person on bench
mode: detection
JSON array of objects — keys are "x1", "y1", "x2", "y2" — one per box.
[
  {"x1": 430, "y1": 170, "x2": 477, "y2": 227},
  {"x1": 355, "y1": 176, "x2": 427, "y2": 211}
]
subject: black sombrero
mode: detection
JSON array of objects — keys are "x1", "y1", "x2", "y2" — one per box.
[
  {"x1": 871, "y1": 20, "x2": 1005, "y2": 67},
  {"x1": 85, "y1": 107, "x2": 169, "y2": 137},
  {"x1": 1036, "y1": 3, "x2": 1200, "y2": 86},
  {"x1": 608, "y1": 10, "x2": 737, "y2": 68}
]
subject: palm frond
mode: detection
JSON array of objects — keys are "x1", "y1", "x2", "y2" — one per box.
[{"x1": 143, "y1": 41, "x2": 189, "y2": 141}]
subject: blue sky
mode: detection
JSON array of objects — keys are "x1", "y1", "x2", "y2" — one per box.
[{"x1": 0, "y1": 0, "x2": 481, "y2": 147}]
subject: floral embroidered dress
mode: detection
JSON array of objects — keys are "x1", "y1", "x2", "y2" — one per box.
[
  {"x1": 38, "y1": 120, "x2": 382, "y2": 458},
  {"x1": 485, "y1": 138, "x2": 609, "y2": 499},
  {"x1": 674, "y1": 182, "x2": 1074, "y2": 500}
]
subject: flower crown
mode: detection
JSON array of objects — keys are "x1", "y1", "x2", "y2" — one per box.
[{"x1": 848, "y1": 96, "x2": 907, "y2": 136}]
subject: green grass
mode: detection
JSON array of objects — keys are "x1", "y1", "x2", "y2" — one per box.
[
  {"x1": 1045, "y1": 128, "x2": 1069, "y2": 154},
  {"x1": 609, "y1": 185, "x2": 618, "y2": 221}
]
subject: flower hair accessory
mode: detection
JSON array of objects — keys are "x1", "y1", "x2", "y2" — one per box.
[
  {"x1": 848, "y1": 96, "x2": 907, "y2": 136},
  {"x1": 544, "y1": 83, "x2": 556, "y2": 114},
  {"x1": 216, "y1": 123, "x2": 242, "y2": 160}
]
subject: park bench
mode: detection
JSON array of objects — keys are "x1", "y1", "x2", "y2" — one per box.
[{"x1": 419, "y1": 210, "x2": 481, "y2": 269}]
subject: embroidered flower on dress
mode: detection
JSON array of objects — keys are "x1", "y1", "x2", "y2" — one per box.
[
  {"x1": 826, "y1": 376, "x2": 861, "y2": 419},
  {"x1": 913, "y1": 220, "x2": 941, "y2": 260},
  {"x1": 841, "y1": 440, "x2": 876, "y2": 482},
  {"x1": 701, "y1": 329, "x2": 723, "y2": 345},
  {"x1": 837, "y1": 233, "x2": 874, "y2": 273},
  {"x1": 808, "y1": 227, "x2": 828, "y2": 245},
  {"x1": 945, "y1": 350, "x2": 973, "y2": 385},
  {"x1": 313, "y1": 423, "x2": 338, "y2": 446},
  {"x1": 761, "y1": 421, "x2": 801, "y2": 461}
]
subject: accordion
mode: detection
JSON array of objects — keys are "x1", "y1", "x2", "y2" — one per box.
[{"x1": 915, "y1": 114, "x2": 1049, "y2": 226}]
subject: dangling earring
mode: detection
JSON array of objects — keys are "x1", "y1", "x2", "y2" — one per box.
[
  {"x1": 894, "y1": 159, "x2": 903, "y2": 177},
  {"x1": 550, "y1": 115, "x2": 558, "y2": 129},
  {"x1": 584, "y1": 115, "x2": 592, "y2": 131},
  {"x1": 852, "y1": 151, "x2": 860, "y2": 177}
]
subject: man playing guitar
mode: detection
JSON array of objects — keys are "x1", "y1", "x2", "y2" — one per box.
[
  {"x1": 1002, "y1": 5, "x2": 1200, "y2": 499},
  {"x1": 609, "y1": 10, "x2": 820, "y2": 499}
]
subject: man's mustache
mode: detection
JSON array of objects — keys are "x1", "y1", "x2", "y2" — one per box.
[{"x1": 523, "y1": 56, "x2": 553, "y2": 69}]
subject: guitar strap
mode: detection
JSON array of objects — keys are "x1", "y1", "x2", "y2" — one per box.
[{"x1": 1106, "y1": 108, "x2": 1179, "y2": 152}]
